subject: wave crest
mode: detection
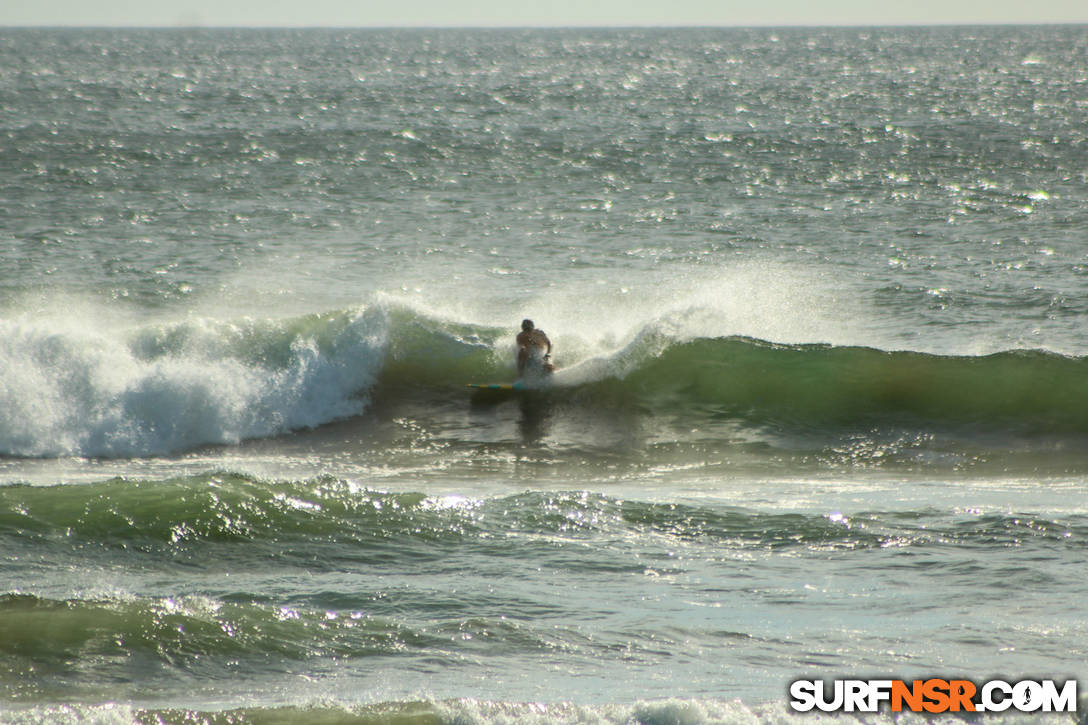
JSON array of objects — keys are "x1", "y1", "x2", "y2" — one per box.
[{"x1": 4, "y1": 301, "x2": 1087, "y2": 459}]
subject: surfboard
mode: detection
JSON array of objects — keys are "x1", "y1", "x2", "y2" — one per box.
[
  {"x1": 468, "y1": 360, "x2": 555, "y2": 393},
  {"x1": 467, "y1": 382, "x2": 525, "y2": 391}
]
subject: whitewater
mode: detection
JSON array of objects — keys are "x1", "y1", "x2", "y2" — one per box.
[{"x1": 1, "y1": 25, "x2": 1087, "y2": 724}]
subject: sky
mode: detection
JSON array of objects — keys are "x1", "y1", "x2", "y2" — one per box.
[{"x1": 2, "y1": 0, "x2": 1087, "y2": 27}]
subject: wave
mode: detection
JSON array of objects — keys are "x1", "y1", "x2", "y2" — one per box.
[
  {"x1": 0, "y1": 591, "x2": 420, "y2": 669},
  {"x1": 2, "y1": 473, "x2": 1083, "y2": 556},
  {"x1": 3, "y1": 301, "x2": 1088, "y2": 459},
  {"x1": 2, "y1": 475, "x2": 1085, "y2": 713},
  {"x1": 608, "y1": 336, "x2": 1088, "y2": 433}
]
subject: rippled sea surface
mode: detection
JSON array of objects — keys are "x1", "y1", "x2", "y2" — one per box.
[{"x1": 1, "y1": 26, "x2": 1086, "y2": 723}]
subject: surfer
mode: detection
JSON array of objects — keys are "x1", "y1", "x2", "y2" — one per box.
[{"x1": 516, "y1": 319, "x2": 554, "y2": 377}]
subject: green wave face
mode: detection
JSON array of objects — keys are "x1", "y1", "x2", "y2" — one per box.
[
  {"x1": 616, "y1": 338, "x2": 1088, "y2": 433},
  {"x1": 378, "y1": 311, "x2": 1088, "y2": 435}
]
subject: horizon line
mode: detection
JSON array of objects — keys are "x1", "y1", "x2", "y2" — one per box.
[{"x1": 3, "y1": 20, "x2": 1088, "y2": 30}]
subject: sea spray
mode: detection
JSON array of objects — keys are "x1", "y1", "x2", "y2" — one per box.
[{"x1": 0, "y1": 307, "x2": 387, "y2": 457}]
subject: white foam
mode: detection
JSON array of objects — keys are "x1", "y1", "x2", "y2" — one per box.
[
  {"x1": 0, "y1": 696, "x2": 1081, "y2": 725},
  {"x1": 0, "y1": 307, "x2": 388, "y2": 458},
  {"x1": 431, "y1": 697, "x2": 1083, "y2": 725}
]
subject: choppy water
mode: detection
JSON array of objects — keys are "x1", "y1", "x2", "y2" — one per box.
[{"x1": 1, "y1": 26, "x2": 1087, "y2": 724}]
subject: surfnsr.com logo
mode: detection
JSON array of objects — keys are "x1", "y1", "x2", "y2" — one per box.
[{"x1": 789, "y1": 679, "x2": 1078, "y2": 713}]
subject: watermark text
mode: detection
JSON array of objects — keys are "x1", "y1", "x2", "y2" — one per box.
[{"x1": 789, "y1": 678, "x2": 1077, "y2": 713}]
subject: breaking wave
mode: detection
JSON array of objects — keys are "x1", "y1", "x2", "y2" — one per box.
[{"x1": 3, "y1": 301, "x2": 1087, "y2": 458}]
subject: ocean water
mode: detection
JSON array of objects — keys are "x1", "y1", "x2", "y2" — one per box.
[{"x1": 1, "y1": 25, "x2": 1087, "y2": 724}]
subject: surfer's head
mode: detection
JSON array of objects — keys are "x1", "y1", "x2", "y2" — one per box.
[{"x1": 521, "y1": 319, "x2": 534, "y2": 331}]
